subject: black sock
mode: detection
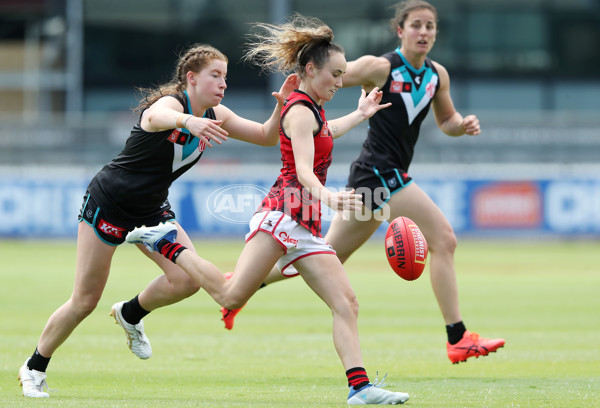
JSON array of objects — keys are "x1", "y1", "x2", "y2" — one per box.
[
  {"x1": 121, "y1": 295, "x2": 150, "y2": 325},
  {"x1": 346, "y1": 367, "x2": 370, "y2": 390},
  {"x1": 27, "y1": 348, "x2": 51, "y2": 372},
  {"x1": 446, "y1": 321, "x2": 467, "y2": 345}
]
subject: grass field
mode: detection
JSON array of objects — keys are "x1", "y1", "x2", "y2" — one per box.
[{"x1": 1, "y1": 238, "x2": 599, "y2": 407}]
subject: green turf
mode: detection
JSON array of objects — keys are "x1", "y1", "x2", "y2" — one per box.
[{"x1": 1, "y1": 238, "x2": 599, "y2": 407}]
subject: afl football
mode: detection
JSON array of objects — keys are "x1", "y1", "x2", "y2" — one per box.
[{"x1": 385, "y1": 216, "x2": 428, "y2": 281}]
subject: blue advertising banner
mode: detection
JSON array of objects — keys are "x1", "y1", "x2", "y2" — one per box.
[{"x1": 1, "y1": 170, "x2": 599, "y2": 238}]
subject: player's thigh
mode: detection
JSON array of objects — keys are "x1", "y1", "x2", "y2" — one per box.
[
  {"x1": 72, "y1": 222, "x2": 116, "y2": 301},
  {"x1": 295, "y1": 253, "x2": 356, "y2": 310},
  {"x1": 385, "y1": 182, "x2": 454, "y2": 248},
  {"x1": 325, "y1": 211, "x2": 382, "y2": 263},
  {"x1": 228, "y1": 231, "x2": 285, "y2": 301}
]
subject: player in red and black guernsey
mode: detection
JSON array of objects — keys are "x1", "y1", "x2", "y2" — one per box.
[
  {"x1": 18, "y1": 43, "x2": 298, "y2": 397},
  {"x1": 233, "y1": 1, "x2": 506, "y2": 366},
  {"x1": 257, "y1": 89, "x2": 333, "y2": 237},
  {"x1": 126, "y1": 16, "x2": 411, "y2": 404}
]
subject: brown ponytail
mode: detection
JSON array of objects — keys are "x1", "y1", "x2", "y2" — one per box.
[{"x1": 243, "y1": 14, "x2": 343, "y2": 78}]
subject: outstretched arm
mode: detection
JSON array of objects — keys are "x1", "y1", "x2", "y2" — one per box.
[
  {"x1": 215, "y1": 74, "x2": 300, "y2": 146},
  {"x1": 342, "y1": 55, "x2": 391, "y2": 91},
  {"x1": 140, "y1": 96, "x2": 227, "y2": 147},
  {"x1": 141, "y1": 95, "x2": 229, "y2": 148}
]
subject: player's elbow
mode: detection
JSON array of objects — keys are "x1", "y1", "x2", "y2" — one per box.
[
  {"x1": 262, "y1": 136, "x2": 279, "y2": 147},
  {"x1": 440, "y1": 113, "x2": 464, "y2": 137},
  {"x1": 254, "y1": 130, "x2": 279, "y2": 147},
  {"x1": 296, "y1": 168, "x2": 314, "y2": 189}
]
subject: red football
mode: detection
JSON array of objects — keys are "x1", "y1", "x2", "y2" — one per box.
[{"x1": 385, "y1": 216, "x2": 428, "y2": 281}]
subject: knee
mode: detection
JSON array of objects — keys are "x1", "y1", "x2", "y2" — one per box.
[
  {"x1": 333, "y1": 292, "x2": 359, "y2": 319},
  {"x1": 429, "y1": 225, "x2": 457, "y2": 255},
  {"x1": 70, "y1": 295, "x2": 100, "y2": 319},
  {"x1": 348, "y1": 294, "x2": 359, "y2": 318},
  {"x1": 173, "y1": 274, "x2": 201, "y2": 297}
]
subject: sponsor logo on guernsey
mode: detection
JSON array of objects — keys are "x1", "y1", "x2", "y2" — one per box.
[
  {"x1": 98, "y1": 219, "x2": 126, "y2": 238},
  {"x1": 167, "y1": 129, "x2": 189, "y2": 145},
  {"x1": 390, "y1": 81, "x2": 412, "y2": 94}
]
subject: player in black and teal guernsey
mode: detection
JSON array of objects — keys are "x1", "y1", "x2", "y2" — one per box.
[
  {"x1": 224, "y1": 0, "x2": 505, "y2": 365},
  {"x1": 18, "y1": 44, "x2": 297, "y2": 398},
  {"x1": 346, "y1": 46, "x2": 439, "y2": 205}
]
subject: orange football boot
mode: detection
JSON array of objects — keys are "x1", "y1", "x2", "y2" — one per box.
[
  {"x1": 447, "y1": 330, "x2": 505, "y2": 364},
  {"x1": 220, "y1": 272, "x2": 245, "y2": 330}
]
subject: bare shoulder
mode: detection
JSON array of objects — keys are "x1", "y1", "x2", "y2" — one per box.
[
  {"x1": 150, "y1": 94, "x2": 184, "y2": 110},
  {"x1": 283, "y1": 102, "x2": 318, "y2": 133},
  {"x1": 345, "y1": 55, "x2": 391, "y2": 90},
  {"x1": 351, "y1": 55, "x2": 391, "y2": 71},
  {"x1": 286, "y1": 102, "x2": 315, "y2": 120},
  {"x1": 140, "y1": 94, "x2": 183, "y2": 130},
  {"x1": 431, "y1": 60, "x2": 450, "y2": 84}
]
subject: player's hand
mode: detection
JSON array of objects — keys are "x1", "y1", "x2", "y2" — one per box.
[
  {"x1": 462, "y1": 115, "x2": 481, "y2": 135},
  {"x1": 356, "y1": 87, "x2": 392, "y2": 120},
  {"x1": 272, "y1": 74, "x2": 300, "y2": 106},
  {"x1": 323, "y1": 188, "x2": 363, "y2": 220},
  {"x1": 186, "y1": 118, "x2": 229, "y2": 147}
]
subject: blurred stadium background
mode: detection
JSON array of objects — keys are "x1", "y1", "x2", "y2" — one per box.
[{"x1": 1, "y1": 0, "x2": 599, "y2": 239}]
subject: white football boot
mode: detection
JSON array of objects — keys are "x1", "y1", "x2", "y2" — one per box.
[
  {"x1": 18, "y1": 359, "x2": 49, "y2": 398},
  {"x1": 125, "y1": 222, "x2": 177, "y2": 252},
  {"x1": 110, "y1": 301, "x2": 152, "y2": 359},
  {"x1": 347, "y1": 374, "x2": 409, "y2": 405},
  {"x1": 347, "y1": 384, "x2": 409, "y2": 405}
]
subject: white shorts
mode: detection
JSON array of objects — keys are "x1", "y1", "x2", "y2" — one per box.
[{"x1": 245, "y1": 211, "x2": 336, "y2": 277}]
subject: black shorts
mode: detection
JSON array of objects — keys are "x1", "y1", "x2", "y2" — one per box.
[
  {"x1": 78, "y1": 193, "x2": 176, "y2": 246},
  {"x1": 347, "y1": 162, "x2": 413, "y2": 211}
]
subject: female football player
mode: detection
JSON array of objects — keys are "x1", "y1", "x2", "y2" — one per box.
[
  {"x1": 224, "y1": 0, "x2": 506, "y2": 365},
  {"x1": 127, "y1": 15, "x2": 410, "y2": 405},
  {"x1": 18, "y1": 43, "x2": 298, "y2": 398}
]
